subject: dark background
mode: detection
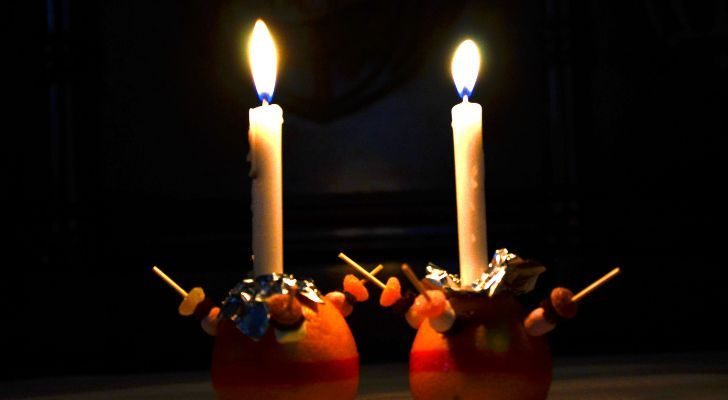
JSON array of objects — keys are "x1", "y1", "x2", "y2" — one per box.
[{"x1": 6, "y1": 0, "x2": 727, "y2": 380}]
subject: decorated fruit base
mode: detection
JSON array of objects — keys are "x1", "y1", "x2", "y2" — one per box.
[
  {"x1": 409, "y1": 292, "x2": 551, "y2": 400},
  {"x1": 212, "y1": 298, "x2": 358, "y2": 399},
  {"x1": 210, "y1": 274, "x2": 360, "y2": 400}
]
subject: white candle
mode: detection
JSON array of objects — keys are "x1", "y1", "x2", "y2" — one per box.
[
  {"x1": 451, "y1": 39, "x2": 488, "y2": 286},
  {"x1": 248, "y1": 20, "x2": 283, "y2": 276}
]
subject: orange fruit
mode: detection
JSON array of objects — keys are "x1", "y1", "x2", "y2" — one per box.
[
  {"x1": 409, "y1": 292, "x2": 551, "y2": 400},
  {"x1": 211, "y1": 298, "x2": 359, "y2": 399}
]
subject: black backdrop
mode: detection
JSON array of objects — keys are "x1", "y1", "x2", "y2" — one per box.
[{"x1": 6, "y1": 0, "x2": 727, "y2": 380}]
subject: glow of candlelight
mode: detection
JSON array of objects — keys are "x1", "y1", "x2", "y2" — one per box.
[
  {"x1": 451, "y1": 39, "x2": 480, "y2": 99},
  {"x1": 248, "y1": 20, "x2": 278, "y2": 103}
]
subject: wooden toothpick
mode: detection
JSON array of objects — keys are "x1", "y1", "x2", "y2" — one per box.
[
  {"x1": 338, "y1": 253, "x2": 387, "y2": 290},
  {"x1": 152, "y1": 266, "x2": 188, "y2": 298},
  {"x1": 401, "y1": 264, "x2": 431, "y2": 301},
  {"x1": 572, "y1": 267, "x2": 621, "y2": 302},
  {"x1": 362, "y1": 264, "x2": 384, "y2": 285}
]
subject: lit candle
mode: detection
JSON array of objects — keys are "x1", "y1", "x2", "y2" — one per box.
[
  {"x1": 451, "y1": 39, "x2": 488, "y2": 286},
  {"x1": 248, "y1": 20, "x2": 283, "y2": 276}
]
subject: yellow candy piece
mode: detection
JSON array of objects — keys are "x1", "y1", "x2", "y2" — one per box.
[{"x1": 178, "y1": 287, "x2": 205, "y2": 316}]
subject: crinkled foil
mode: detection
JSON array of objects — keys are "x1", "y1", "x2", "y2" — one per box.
[
  {"x1": 424, "y1": 248, "x2": 545, "y2": 296},
  {"x1": 220, "y1": 273, "x2": 324, "y2": 340},
  {"x1": 425, "y1": 263, "x2": 460, "y2": 289}
]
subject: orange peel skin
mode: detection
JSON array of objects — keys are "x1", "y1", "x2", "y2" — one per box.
[
  {"x1": 409, "y1": 293, "x2": 551, "y2": 400},
  {"x1": 212, "y1": 298, "x2": 359, "y2": 399}
]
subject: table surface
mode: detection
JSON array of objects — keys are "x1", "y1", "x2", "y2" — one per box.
[{"x1": 2, "y1": 353, "x2": 727, "y2": 399}]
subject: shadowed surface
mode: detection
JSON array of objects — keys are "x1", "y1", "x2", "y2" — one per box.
[{"x1": 2, "y1": 354, "x2": 727, "y2": 399}]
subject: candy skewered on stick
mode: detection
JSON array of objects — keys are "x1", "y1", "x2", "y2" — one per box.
[
  {"x1": 326, "y1": 255, "x2": 385, "y2": 316},
  {"x1": 380, "y1": 275, "x2": 405, "y2": 308},
  {"x1": 346, "y1": 263, "x2": 385, "y2": 300},
  {"x1": 337, "y1": 254, "x2": 408, "y2": 310},
  {"x1": 268, "y1": 286, "x2": 303, "y2": 326},
  {"x1": 571, "y1": 267, "x2": 621, "y2": 302},
  {"x1": 338, "y1": 253, "x2": 386, "y2": 290},
  {"x1": 267, "y1": 286, "x2": 309, "y2": 343},
  {"x1": 153, "y1": 265, "x2": 188, "y2": 298},
  {"x1": 401, "y1": 264, "x2": 456, "y2": 332},
  {"x1": 362, "y1": 264, "x2": 384, "y2": 285},
  {"x1": 524, "y1": 267, "x2": 621, "y2": 337},
  {"x1": 401, "y1": 264, "x2": 431, "y2": 301},
  {"x1": 341, "y1": 256, "x2": 385, "y2": 301},
  {"x1": 152, "y1": 266, "x2": 220, "y2": 335},
  {"x1": 153, "y1": 266, "x2": 204, "y2": 315}
]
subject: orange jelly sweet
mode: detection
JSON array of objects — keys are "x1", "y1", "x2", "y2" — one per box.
[
  {"x1": 211, "y1": 299, "x2": 359, "y2": 400},
  {"x1": 410, "y1": 292, "x2": 551, "y2": 400}
]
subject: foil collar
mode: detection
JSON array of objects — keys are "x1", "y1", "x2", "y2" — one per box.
[
  {"x1": 424, "y1": 248, "x2": 545, "y2": 296},
  {"x1": 220, "y1": 273, "x2": 324, "y2": 340},
  {"x1": 424, "y1": 263, "x2": 460, "y2": 289}
]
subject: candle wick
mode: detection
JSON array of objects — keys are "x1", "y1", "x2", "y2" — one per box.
[
  {"x1": 262, "y1": 99, "x2": 269, "y2": 106},
  {"x1": 463, "y1": 95, "x2": 469, "y2": 103}
]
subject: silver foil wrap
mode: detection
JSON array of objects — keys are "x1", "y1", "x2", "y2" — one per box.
[
  {"x1": 424, "y1": 248, "x2": 545, "y2": 296},
  {"x1": 220, "y1": 273, "x2": 324, "y2": 340}
]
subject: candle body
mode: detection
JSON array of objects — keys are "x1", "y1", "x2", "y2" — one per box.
[
  {"x1": 249, "y1": 103, "x2": 283, "y2": 276},
  {"x1": 451, "y1": 100, "x2": 488, "y2": 286}
]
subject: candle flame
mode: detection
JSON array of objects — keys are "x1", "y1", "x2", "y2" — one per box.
[
  {"x1": 451, "y1": 39, "x2": 480, "y2": 99},
  {"x1": 248, "y1": 20, "x2": 277, "y2": 103}
]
